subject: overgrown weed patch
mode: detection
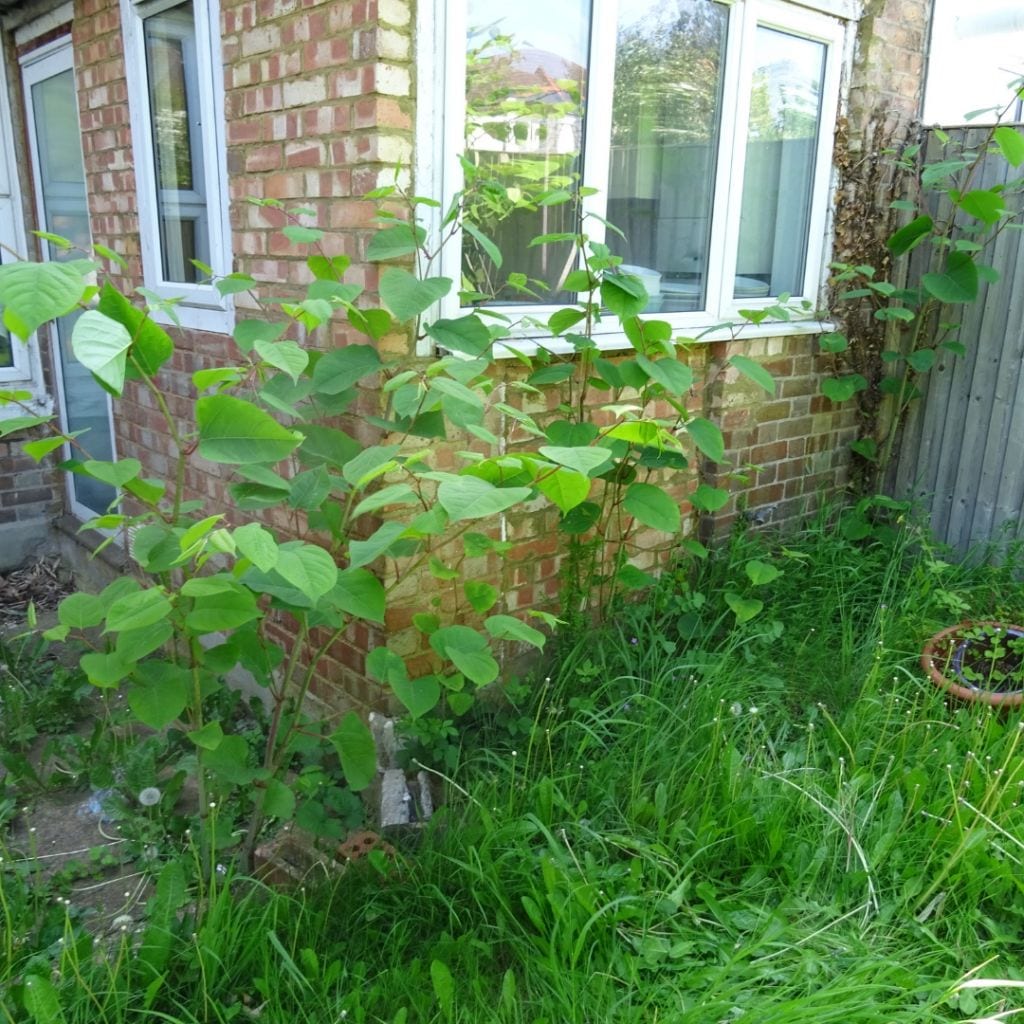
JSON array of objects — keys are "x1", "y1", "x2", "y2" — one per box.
[{"x1": 5, "y1": 512, "x2": 1024, "y2": 1022}]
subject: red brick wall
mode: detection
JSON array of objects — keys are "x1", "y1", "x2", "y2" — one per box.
[
  {"x1": 0, "y1": 433, "x2": 61, "y2": 531},
  {"x1": 371, "y1": 334, "x2": 857, "y2": 693},
  {"x1": 221, "y1": 0, "x2": 414, "y2": 306},
  {"x1": 708, "y1": 336, "x2": 859, "y2": 533},
  {"x1": 848, "y1": 0, "x2": 929, "y2": 133},
  {"x1": 68, "y1": 0, "x2": 419, "y2": 530},
  {"x1": 73, "y1": 0, "x2": 141, "y2": 290},
  {"x1": 0, "y1": 0, "x2": 922, "y2": 706}
]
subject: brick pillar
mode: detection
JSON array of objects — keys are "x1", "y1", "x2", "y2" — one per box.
[
  {"x1": 830, "y1": 0, "x2": 933, "y2": 488},
  {"x1": 73, "y1": 0, "x2": 141, "y2": 290},
  {"x1": 221, "y1": 0, "x2": 414, "y2": 317}
]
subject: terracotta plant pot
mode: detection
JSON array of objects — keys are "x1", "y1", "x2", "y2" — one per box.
[{"x1": 921, "y1": 620, "x2": 1024, "y2": 708}]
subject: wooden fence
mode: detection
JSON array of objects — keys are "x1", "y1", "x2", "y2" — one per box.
[{"x1": 887, "y1": 126, "x2": 1024, "y2": 554}]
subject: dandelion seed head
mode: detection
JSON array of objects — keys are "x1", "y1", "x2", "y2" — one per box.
[{"x1": 138, "y1": 787, "x2": 161, "y2": 807}]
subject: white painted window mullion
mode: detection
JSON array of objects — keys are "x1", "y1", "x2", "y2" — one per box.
[
  {"x1": 580, "y1": 0, "x2": 619, "y2": 252},
  {"x1": 442, "y1": 0, "x2": 468, "y2": 320},
  {"x1": 710, "y1": 0, "x2": 755, "y2": 320}
]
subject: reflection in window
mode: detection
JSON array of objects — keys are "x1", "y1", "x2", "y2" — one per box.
[
  {"x1": 143, "y1": 1, "x2": 207, "y2": 283},
  {"x1": 461, "y1": 0, "x2": 733, "y2": 311},
  {"x1": 458, "y1": 0, "x2": 833, "y2": 312},
  {"x1": 608, "y1": 0, "x2": 728, "y2": 313},
  {"x1": 31, "y1": 71, "x2": 92, "y2": 255},
  {"x1": 736, "y1": 28, "x2": 824, "y2": 298},
  {"x1": 462, "y1": 1, "x2": 590, "y2": 303}
]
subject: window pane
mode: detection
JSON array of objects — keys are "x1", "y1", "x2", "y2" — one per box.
[
  {"x1": 144, "y1": 1, "x2": 208, "y2": 284},
  {"x1": 463, "y1": 0, "x2": 590, "y2": 303},
  {"x1": 736, "y1": 27, "x2": 825, "y2": 298},
  {"x1": 147, "y1": 32, "x2": 194, "y2": 191},
  {"x1": 30, "y1": 65, "x2": 115, "y2": 515},
  {"x1": 30, "y1": 71, "x2": 84, "y2": 189},
  {"x1": 607, "y1": 0, "x2": 728, "y2": 313}
]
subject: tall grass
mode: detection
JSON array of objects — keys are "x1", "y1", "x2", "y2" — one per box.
[{"x1": 5, "y1": 511, "x2": 1024, "y2": 1023}]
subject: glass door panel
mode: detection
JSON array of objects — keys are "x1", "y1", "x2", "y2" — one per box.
[{"x1": 24, "y1": 51, "x2": 115, "y2": 517}]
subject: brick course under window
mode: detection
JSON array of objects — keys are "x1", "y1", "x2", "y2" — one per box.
[{"x1": 0, "y1": 0, "x2": 926, "y2": 710}]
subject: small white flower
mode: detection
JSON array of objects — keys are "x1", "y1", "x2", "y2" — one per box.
[
  {"x1": 138, "y1": 787, "x2": 162, "y2": 807},
  {"x1": 729, "y1": 702, "x2": 743, "y2": 716}
]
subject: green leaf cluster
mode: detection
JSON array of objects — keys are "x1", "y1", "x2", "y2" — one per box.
[{"x1": 12, "y1": 182, "x2": 791, "y2": 867}]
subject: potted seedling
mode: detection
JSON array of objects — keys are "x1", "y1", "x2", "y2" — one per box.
[{"x1": 921, "y1": 621, "x2": 1024, "y2": 707}]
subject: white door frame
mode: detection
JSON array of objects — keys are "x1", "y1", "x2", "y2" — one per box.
[
  {"x1": 21, "y1": 36, "x2": 118, "y2": 521},
  {"x1": 0, "y1": 41, "x2": 46, "y2": 405}
]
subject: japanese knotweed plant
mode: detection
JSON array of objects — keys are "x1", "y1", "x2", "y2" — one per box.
[
  {"x1": 0, "y1": 184, "x2": 774, "y2": 865},
  {"x1": 822, "y1": 92, "x2": 1024, "y2": 483}
]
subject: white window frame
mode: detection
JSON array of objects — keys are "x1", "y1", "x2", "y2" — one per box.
[
  {"x1": 0, "y1": 42, "x2": 49, "y2": 413},
  {"x1": 120, "y1": 0, "x2": 233, "y2": 334},
  {"x1": 417, "y1": 0, "x2": 849, "y2": 356}
]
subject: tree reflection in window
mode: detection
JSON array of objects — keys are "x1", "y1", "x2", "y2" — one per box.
[{"x1": 462, "y1": 3, "x2": 589, "y2": 303}]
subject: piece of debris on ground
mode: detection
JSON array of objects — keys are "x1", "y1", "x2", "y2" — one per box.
[{"x1": 0, "y1": 556, "x2": 74, "y2": 628}]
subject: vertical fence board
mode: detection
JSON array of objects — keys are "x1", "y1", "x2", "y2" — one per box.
[{"x1": 888, "y1": 125, "x2": 1024, "y2": 554}]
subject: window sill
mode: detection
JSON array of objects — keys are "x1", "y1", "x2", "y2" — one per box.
[
  {"x1": 489, "y1": 317, "x2": 836, "y2": 359},
  {"x1": 150, "y1": 302, "x2": 234, "y2": 336},
  {"x1": 55, "y1": 512, "x2": 128, "y2": 572},
  {"x1": 0, "y1": 390, "x2": 54, "y2": 421}
]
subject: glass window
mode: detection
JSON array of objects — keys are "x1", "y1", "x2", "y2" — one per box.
[
  {"x1": 735, "y1": 27, "x2": 825, "y2": 299},
  {"x1": 121, "y1": 0, "x2": 229, "y2": 329},
  {"x1": 462, "y1": 0, "x2": 590, "y2": 303},
  {"x1": 608, "y1": 0, "x2": 728, "y2": 314},
  {"x1": 441, "y1": 0, "x2": 843, "y2": 330},
  {"x1": 143, "y1": 1, "x2": 208, "y2": 284},
  {"x1": 22, "y1": 43, "x2": 117, "y2": 515}
]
